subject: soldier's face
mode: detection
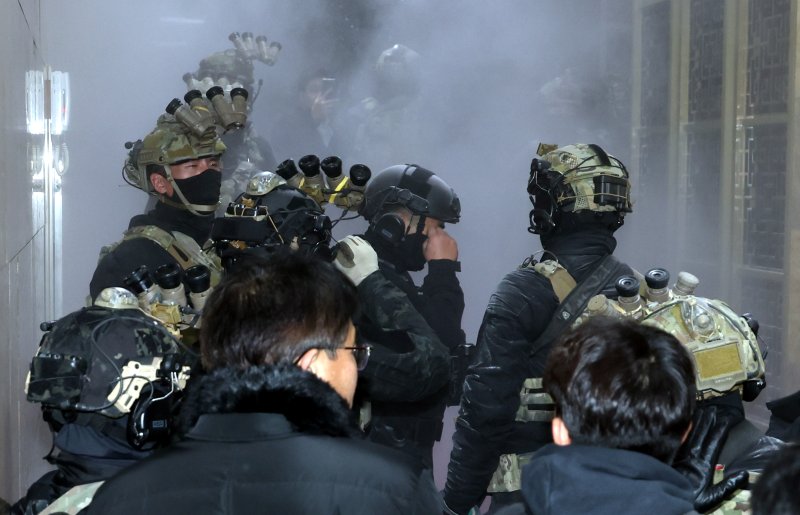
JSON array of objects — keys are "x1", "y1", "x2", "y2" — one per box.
[{"x1": 171, "y1": 156, "x2": 222, "y2": 179}]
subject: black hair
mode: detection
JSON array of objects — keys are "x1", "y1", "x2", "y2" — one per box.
[
  {"x1": 543, "y1": 317, "x2": 696, "y2": 463},
  {"x1": 751, "y1": 442, "x2": 800, "y2": 515},
  {"x1": 199, "y1": 247, "x2": 357, "y2": 371}
]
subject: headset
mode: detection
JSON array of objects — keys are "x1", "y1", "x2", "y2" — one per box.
[
  {"x1": 370, "y1": 175, "x2": 431, "y2": 245},
  {"x1": 124, "y1": 354, "x2": 189, "y2": 449},
  {"x1": 26, "y1": 307, "x2": 193, "y2": 450}
]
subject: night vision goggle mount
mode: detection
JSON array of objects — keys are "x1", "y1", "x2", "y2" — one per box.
[
  {"x1": 212, "y1": 170, "x2": 336, "y2": 267},
  {"x1": 183, "y1": 31, "x2": 282, "y2": 100},
  {"x1": 274, "y1": 154, "x2": 372, "y2": 211},
  {"x1": 573, "y1": 267, "x2": 767, "y2": 401}
]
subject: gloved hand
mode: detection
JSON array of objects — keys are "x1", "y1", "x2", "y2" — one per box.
[
  {"x1": 673, "y1": 400, "x2": 750, "y2": 513},
  {"x1": 333, "y1": 235, "x2": 379, "y2": 286}
]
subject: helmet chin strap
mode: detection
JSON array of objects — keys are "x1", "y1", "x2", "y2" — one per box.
[
  {"x1": 402, "y1": 213, "x2": 427, "y2": 240},
  {"x1": 160, "y1": 164, "x2": 219, "y2": 217}
]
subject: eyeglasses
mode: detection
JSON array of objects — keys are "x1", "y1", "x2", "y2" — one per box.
[{"x1": 342, "y1": 345, "x2": 371, "y2": 371}]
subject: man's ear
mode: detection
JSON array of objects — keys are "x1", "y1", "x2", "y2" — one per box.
[
  {"x1": 551, "y1": 416, "x2": 572, "y2": 446},
  {"x1": 149, "y1": 173, "x2": 172, "y2": 195},
  {"x1": 295, "y1": 348, "x2": 320, "y2": 373}
]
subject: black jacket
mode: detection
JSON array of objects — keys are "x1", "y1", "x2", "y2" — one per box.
[
  {"x1": 444, "y1": 228, "x2": 633, "y2": 514},
  {"x1": 10, "y1": 424, "x2": 150, "y2": 515},
  {"x1": 81, "y1": 364, "x2": 440, "y2": 515},
  {"x1": 89, "y1": 202, "x2": 214, "y2": 300},
  {"x1": 495, "y1": 444, "x2": 697, "y2": 515},
  {"x1": 355, "y1": 230, "x2": 464, "y2": 469}
]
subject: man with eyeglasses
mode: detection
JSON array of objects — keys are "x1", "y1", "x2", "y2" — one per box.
[{"x1": 82, "y1": 249, "x2": 440, "y2": 515}]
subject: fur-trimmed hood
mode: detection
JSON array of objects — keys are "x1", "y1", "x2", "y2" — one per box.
[{"x1": 176, "y1": 364, "x2": 359, "y2": 438}]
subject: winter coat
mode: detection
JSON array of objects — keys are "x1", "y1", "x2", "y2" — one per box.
[
  {"x1": 494, "y1": 444, "x2": 697, "y2": 515},
  {"x1": 444, "y1": 228, "x2": 634, "y2": 514},
  {"x1": 80, "y1": 364, "x2": 440, "y2": 515}
]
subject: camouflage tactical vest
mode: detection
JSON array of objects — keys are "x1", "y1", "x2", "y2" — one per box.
[
  {"x1": 99, "y1": 225, "x2": 223, "y2": 287},
  {"x1": 487, "y1": 259, "x2": 574, "y2": 493}
]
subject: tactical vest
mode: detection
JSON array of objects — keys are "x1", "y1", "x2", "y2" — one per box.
[
  {"x1": 99, "y1": 225, "x2": 223, "y2": 287},
  {"x1": 487, "y1": 259, "x2": 575, "y2": 493},
  {"x1": 488, "y1": 256, "x2": 631, "y2": 493}
]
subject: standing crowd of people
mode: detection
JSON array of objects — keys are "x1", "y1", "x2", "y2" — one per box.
[{"x1": 5, "y1": 30, "x2": 800, "y2": 515}]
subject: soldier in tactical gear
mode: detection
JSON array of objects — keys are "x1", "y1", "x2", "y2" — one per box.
[
  {"x1": 333, "y1": 163, "x2": 466, "y2": 471},
  {"x1": 89, "y1": 96, "x2": 238, "y2": 302},
  {"x1": 351, "y1": 44, "x2": 423, "y2": 167},
  {"x1": 270, "y1": 69, "x2": 348, "y2": 162},
  {"x1": 443, "y1": 143, "x2": 638, "y2": 514},
  {"x1": 10, "y1": 298, "x2": 190, "y2": 515}
]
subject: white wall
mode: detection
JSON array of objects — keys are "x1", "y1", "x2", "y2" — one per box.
[{"x1": 0, "y1": 0, "x2": 57, "y2": 504}]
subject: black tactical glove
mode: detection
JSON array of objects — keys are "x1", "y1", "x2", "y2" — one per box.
[{"x1": 673, "y1": 399, "x2": 750, "y2": 513}]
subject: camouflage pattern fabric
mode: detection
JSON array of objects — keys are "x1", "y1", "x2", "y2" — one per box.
[
  {"x1": 487, "y1": 452, "x2": 534, "y2": 493},
  {"x1": 540, "y1": 143, "x2": 631, "y2": 214},
  {"x1": 356, "y1": 271, "x2": 449, "y2": 402},
  {"x1": 26, "y1": 306, "x2": 181, "y2": 417},
  {"x1": 123, "y1": 225, "x2": 223, "y2": 287},
  {"x1": 38, "y1": 481, "x2": 104, "y2": 515},
  {"x1": 706, "y1": 488, "x2": 751, "y2": 515}
]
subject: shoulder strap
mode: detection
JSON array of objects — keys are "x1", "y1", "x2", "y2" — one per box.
[
  {"x1": 122, "y1": 226, "x2": 222, "y2": 285},
  {"x1": 123, "y1": 225, "x2": 176, "y2": 251},
  {"x1": 532, "y1": 260, "x2": 576, "y2": 303},
  {"x1": 532, "y1": 254, "x2": 627, "y2": 351}
]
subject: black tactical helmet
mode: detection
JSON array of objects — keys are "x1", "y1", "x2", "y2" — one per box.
[
  {"x1": 25, "y1": 306, "x2": 183, "y2": 417},
  {"x1": 359, "y1": 164, "x2": 460, "y2": 223},
  {"x1": 212, "y1": 175, "x2": 333, "y2": 267}
]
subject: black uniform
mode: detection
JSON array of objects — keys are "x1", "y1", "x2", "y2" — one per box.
[
  {"x1": 444, "y1": 228, "x2": 633, "y2": 513},
  {"x1": 355, "y1": 229, "x2": 465, "y2": 469},
  {"x1": 89, "y1": 202, "x2": 213, "y2": 300}
]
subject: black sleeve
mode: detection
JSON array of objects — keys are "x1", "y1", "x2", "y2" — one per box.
[
  {"x1": 443, "y1": 269, "x2": 557, "y2": 514},
  {"x1": 355, "y1": 271, "x2": 450, "y2": 403},
  {"x1": 89, "y1": 239, "x2": 179, "y2": 301},
  {"x1": 420, "y1": 260, "x2": 467, "y2": 352}
]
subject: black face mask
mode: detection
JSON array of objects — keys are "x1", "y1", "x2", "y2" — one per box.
[
  {"x1": 173, "y1": 170, "x2": 222, "y2": 208},
  {"x1": 398, "y1": 232, "x2": 428, "y2": 271}
]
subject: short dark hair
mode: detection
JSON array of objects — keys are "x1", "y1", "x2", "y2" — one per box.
[
  {"x1": 543, "y1": 317, "x2": 696, "y2": 463},
  {"x1": 199, "y1": 248, "x2": 358, "y2": 371},
  {"x1": 751, "y1": 443, "x2": 800, "y2": 515}
]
